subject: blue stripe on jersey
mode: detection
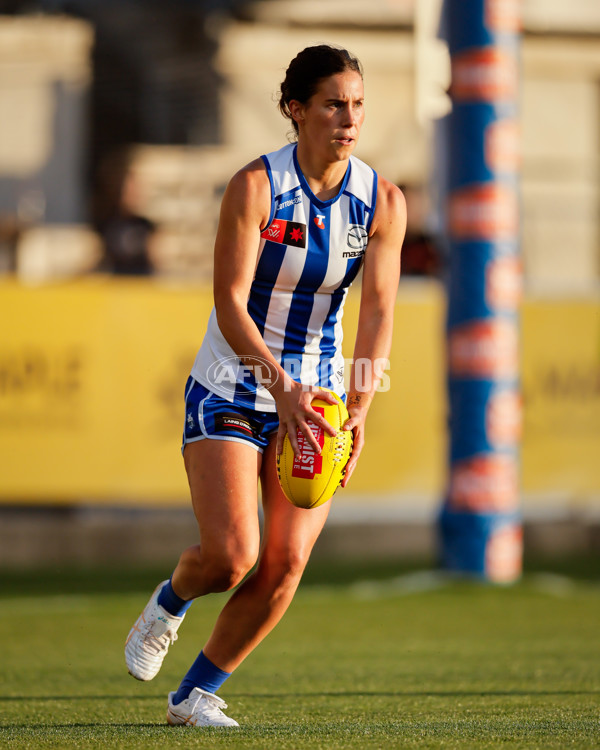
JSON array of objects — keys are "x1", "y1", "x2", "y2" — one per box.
[
  {"x1": 316, "y1": 246, "x2": 364, "y2": 387},
  {"x1": 343, "y1": 169, "x2": 378, "y2": 232},
  {"x1": 345, "y1": 190, "x2": 370, "y2": 285},
  {"x1": 368, "y1": 171, "x2": 378, "y2": 232},
  {"x1": 236, "y1": 174, "x2": 299, "y2": 405},
  {"x1": 250, "y1": 250, "x2": 284, "y2": 339},
  {"x1": 260, "y1": 155, "x2": 276, "y2": 230},
  {"x1": 316, "y1": 287, "x2": 346, "y2": 386},
  {"x1": 281, "y1": 202, "x2": 331, "y2": 374},
  {"x1": 249, "y1": 186, "x2": 299, "y2": 337}
]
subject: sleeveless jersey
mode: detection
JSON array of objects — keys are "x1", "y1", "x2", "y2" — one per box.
[{"x1": 191, "y1": 143, "x2": 378, "y2": 412}]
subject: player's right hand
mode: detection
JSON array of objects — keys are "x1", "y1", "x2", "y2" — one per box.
[{"x1": 273, "y1": 380, "x2": 338, "y2": 457}]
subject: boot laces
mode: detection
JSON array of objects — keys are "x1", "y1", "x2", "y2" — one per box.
[
  {"x1": 192, "y1": 689, "x2": 229, "y2": 715},
  {"x1": 143, "y1": 627, "x2": 178, "y2": 655}
]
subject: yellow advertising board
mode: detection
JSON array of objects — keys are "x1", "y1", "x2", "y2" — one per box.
[
  {"x1": 1, "y1": 278, "x2": 599, "y2": 510},
  {"x1": 520, "y1": 297, "x2": 600, "y2": 506},
  {"x1": 0, "y1": 278, "x2": 209, "y2": 503}
]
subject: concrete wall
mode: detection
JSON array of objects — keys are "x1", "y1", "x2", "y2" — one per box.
[
  {"x1": 1, "y1": 504, "x2": 597, "y2": 568},
  {"x1": 0, "y1": 16, "x2": 92, "y2": 224},
  {"x1": 521, "y1": 38, "x2": 600, "y2": 291}
]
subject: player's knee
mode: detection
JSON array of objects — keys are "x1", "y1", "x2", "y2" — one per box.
[
  {"x1": 177, "y1": 541, "x2": 257, "y2": 593},
  {"x1": 206, "y1": 539, "x2": 258, "y2": 591},
  {"x1": 265, "y1": 545, "x2": 311, "y2": 585},
  {"x1": 210, "y1": 553, "x2": 256, "y2": 591},
  {"x1": 178, "y1": 544, "x2": 203, "y2": 574}
]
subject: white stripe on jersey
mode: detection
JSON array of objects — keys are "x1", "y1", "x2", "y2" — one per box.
[{"x1": 192, "y1": 143, "x2": 377, "y2": 411}]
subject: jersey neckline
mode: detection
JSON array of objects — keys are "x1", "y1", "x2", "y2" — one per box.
[{"x1": 292, "y1": 144, "x2": 351, "y2": 209}]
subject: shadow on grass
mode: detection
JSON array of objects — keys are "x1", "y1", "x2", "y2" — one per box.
[
  {"x1": 1, "y1": 688, "x2": 598, "y2": 703},
  {"x1": 0, "y1": 723, "x2": 170, "y2": 730},
  {"x1": 0, "y1": 694, "x2": 164, "y2": 702}
]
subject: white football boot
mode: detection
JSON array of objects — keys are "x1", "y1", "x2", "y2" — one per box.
[
  {"x1": 125, "y1": 580, "x2": 185, "y2": 681},
  {"x1": 167, "y1": 687, "x2": 239, "y2": 727}
]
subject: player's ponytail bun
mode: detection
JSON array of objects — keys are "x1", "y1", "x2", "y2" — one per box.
[{"x1": 278, "y1": 44, "x2": 363, "y2": 138}]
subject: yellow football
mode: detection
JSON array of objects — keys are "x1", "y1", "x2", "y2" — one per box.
[{"x1": 276, "y1": 391, "x2": 353, "y2": 509}]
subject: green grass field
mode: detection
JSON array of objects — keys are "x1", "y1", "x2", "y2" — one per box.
[{"x1": 1, "y1": 558, "x2": 599, "y2": 749}]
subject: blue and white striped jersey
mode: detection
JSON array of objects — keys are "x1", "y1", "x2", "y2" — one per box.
[{"x1": 191, "y1": 142, "x2": 378, "y2": 411}]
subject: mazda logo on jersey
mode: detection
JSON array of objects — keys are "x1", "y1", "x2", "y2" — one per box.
[
  {"x1": 347, "y1": 224, "x2": 368, "y2": 250},
  {"x1": 261, "y1": 219, "x2": 307, "y2": 248}
]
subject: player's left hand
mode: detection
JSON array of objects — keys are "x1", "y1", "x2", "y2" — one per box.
[{"x1": 340, "y1": 402, "x2": 368, "y2": 488}]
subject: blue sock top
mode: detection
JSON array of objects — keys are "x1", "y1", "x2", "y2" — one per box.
[
  {"x1": 157, "y1": 578, "x2": 194, "y2": 618},
  {"x1": 172, "y1": 650, "x2": 232, "y2": 705}
]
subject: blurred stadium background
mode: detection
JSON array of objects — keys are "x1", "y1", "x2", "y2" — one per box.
[{"x1": 0, "y1": 0, "x2": 598, "y2": 573}]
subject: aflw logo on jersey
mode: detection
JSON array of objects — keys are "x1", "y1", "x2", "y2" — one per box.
[{"x1": 261, "y1": 219, "x2": 307, "y2": 248}]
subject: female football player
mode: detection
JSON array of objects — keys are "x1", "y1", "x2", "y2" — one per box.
[{"x1": 125, "y1": 43, "x2": 406, "y2": 727}]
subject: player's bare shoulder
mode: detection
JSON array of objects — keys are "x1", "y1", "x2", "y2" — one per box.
[
  {"x1": 224, "y1": 157, "x2": 271, "y2": 215},
  {"x1": 213, "y1": 156, "x2": 271, "y2": 260},
  {"x1": 370, "y1": 176, "x2": 407, "y2": 240}
]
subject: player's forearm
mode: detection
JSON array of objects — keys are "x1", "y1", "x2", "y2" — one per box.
[{"x1": 347, "y1": 309, "x2": 394, "y2": 410}]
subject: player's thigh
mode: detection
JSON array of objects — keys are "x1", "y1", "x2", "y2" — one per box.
[
  {"x1": 184, "y1": 438, "x2": 262, "y2": 558},
  {"x1": 259, "y1": 438, "x2": 330, "y2": 569}
]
